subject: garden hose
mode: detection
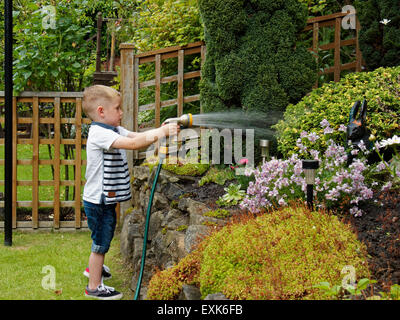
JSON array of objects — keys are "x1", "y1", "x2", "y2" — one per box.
[{"x1": 133, "y1": 146, "x2": 168, "y2": 300}]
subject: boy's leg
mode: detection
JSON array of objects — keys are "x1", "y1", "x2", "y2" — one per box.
[{"x1": 88, "y1": 252, "x2": 105, "y2": 290}]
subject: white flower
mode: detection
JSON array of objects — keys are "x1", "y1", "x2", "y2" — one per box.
[
  {"x1": 379, "y1": 135, "x2": 400, "y2": 148},
  {"x1": 380, "y1": 19, "x2": 391, "y2": 25}
]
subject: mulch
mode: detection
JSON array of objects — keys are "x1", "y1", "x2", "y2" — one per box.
[{"x1": 344, "y1": 188, "x2": 400, "y2": 294}]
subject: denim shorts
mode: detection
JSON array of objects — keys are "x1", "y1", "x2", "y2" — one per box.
[{"x1": 83, "y1": 200, "x2": 117, "y2": 254}]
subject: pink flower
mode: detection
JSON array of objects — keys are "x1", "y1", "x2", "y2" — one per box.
[{"x1": 239, "y1": 158, "x2": 248, "y2": 165}]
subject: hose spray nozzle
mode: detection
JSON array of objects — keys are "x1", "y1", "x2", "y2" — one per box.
[{"x1": 163, "y1": 113, "x2": 193, "y2": 129}]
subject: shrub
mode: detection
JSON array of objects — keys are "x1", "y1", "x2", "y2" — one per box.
[
  {"x1": 198, "y1": 0, "x2": 316, "y2": 114},
  {"x1": 198, "y1": 206, "x2": 370, "y2": 300},
  {"x1": 147, "y1": 245, "x2": 203, "y2": 300},
  {"x1": 354, "y1": 0, "x2": 400, "y2": 71},
  {"x1": 273, "y1": 66, "x2": 400, "y2": 158}
]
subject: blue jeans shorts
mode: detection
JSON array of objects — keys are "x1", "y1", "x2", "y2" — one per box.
[{"x1": 83, "y1": 200, "x2": 117, "y2": 254}]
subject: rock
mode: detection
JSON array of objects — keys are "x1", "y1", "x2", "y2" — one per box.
[
  {"x1": 161, "y1": 209, "x2": 184, "y2": 227},
  {"x1": 148, "y1": 210, "x2": 164, "y2": 241},
  {"x1": 178, "y1": 198, "x2": 209, "y2": 215},
  {"x1": 184, "y1": 225, "x2": 209, "y2": 253},
  {"x1": 132, "y1": 166, "x2": 150, "y2": 181},
  {"x1": 162, "y1": 183, "x2": 185, "y2": 201},
  {"x1": 204, "y1": 293, "x2": 229, "y2": 300},
  {"x1": 179, "y1": 284, "x2": 201, "y2": 300},
  {"x1": 120, "y1": 212, "x2": 143, "y2": 261},
  {"x1": 152, "y1": 192, "x2": 170, "y2": 212},
  {"x1": 166, "y1": 231, "x2": 186, "y2": 261},
  {"x1": 189, "y1": 212, "x2": 227, "y2": 227}
]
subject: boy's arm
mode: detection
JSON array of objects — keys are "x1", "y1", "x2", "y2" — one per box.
[{"x1": 111, "y1": 123, "x2": 179, "y2": 150}]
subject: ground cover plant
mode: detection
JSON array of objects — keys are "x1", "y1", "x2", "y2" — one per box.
[
  {"x1": 147, "y1": 205, "x2": 370, "y2": 300},
  {"x1": 241, "y1": 118, "x2": 399, "y2": 217},
  {"x1": 0, "y1": 230, "x2": 132, "y2": 300}
]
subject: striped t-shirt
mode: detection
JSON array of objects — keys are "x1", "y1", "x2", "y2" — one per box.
[{"x1": 83, "y1": 122, "x2": 132, "y2": 205}]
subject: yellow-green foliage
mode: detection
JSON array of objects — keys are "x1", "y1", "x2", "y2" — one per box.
[
  {"x1": 198, "y1": 166, "x2": 236, "y2": 186},
  {"x1": 142, "y1": 155, "x2": 209, "y2": 176},
  {"x1": 204, "y1": 209, "x2": 231, "y2": 219},
  {"x1": 199, "y1": 207, "x2": 370, "y2": 300},
  {"x1": 147, "y1": 248, "x2": 202, "y2": 300}
]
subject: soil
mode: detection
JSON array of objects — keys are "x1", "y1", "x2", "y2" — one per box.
[{"x1": 344, "y1": 188, "x2": 400, "y2": 295}]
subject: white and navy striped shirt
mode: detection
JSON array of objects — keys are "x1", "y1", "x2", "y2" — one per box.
[{"x1": 83, "y1": 122, "x2": 132, "y2": 205}]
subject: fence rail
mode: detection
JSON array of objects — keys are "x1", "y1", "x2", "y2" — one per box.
[{"x1": 0, "y1": 91, "x2": 92, "y2": 230}]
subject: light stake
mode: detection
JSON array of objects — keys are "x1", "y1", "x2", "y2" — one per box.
[
  {"x1": 259, "y1": 139, "x2": 271, "y2": 164},
  {"x1": 302, "y1": 160, "x2": 319, "y2": 210}
]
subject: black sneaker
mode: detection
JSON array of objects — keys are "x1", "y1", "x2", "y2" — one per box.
[
  {"x1": 83, "y1": 265, "x2": 112, "y2": 280},
  {"x1": 84, "y1": 284, "x2": 123, "y2": 300}
]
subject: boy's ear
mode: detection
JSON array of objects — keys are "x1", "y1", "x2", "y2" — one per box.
[{"x1": 97, "y1": 105, "x2": 105, "y2": 117}]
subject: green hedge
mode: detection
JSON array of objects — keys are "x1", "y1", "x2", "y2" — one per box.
[
  {"x1": 198, "y1": 0, "x2": 316, "y2": 114},
  {"x1": 355, "y1": 0, "x2": 400, "y2": 71},
  {"x1": 273, "y1": 66, "x2": 400, "y2": 158}
]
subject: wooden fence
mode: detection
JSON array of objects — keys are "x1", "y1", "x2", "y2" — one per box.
[
  {"x1": 0, "y1": 92, "x2": 91, "y2": 230},
  {"x1": 120, "y1": 41, "x2": 206, "y2": 160}
]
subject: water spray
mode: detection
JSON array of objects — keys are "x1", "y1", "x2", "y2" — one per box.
[{"x1": 133, "y1": 111, "x2": 279, "y2": 300}]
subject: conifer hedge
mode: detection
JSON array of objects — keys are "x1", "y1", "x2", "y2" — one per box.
[
  {"x1": 198, "y1": 0, "x2": 317, "y2": 114},
  {"x1": 355, "y1": 0, "x2": 400, "y2": 71}
]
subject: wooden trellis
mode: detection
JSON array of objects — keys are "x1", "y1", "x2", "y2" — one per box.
[
  {"x1": 304, "y1": 11, "x2": 363, "y2": 87},
  {"x1": 0, "y1": 92, "x2": 90, "y2": 230},
  {"x1": 120, "y1": 41, "x2": 206, "y2": 160}
]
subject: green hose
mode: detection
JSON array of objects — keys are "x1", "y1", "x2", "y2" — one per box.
[{"x1": 134, "y1": 158, "x2": 164, "y2": 300}]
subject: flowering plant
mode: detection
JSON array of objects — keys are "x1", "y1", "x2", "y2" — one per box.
[
  {"x1": 240, "y1": 120, "x2": 397, "y2": 217},
  {"x1": 373, "y1": 135, "x2": 400, "y2": 189},
  {"x1": 229, "y1": 158, "x2": 254, "y2": 190}
]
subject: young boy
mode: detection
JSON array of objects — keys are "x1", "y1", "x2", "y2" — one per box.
[{"x1": 81, "y1": 85, "x2": 179, "y2": 299}]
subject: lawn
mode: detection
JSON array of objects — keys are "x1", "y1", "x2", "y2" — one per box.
[
  {"x1": 0, "y1": 230, "x2": 133, "y2": 300},
  {"x1": 0, "y1": 144, "x2": 87, "y2": 201}
]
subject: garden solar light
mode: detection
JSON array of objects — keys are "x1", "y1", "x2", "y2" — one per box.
[
  {"x1": 259, "y1": 139, "x2": 271, "y2": 163},
  {"x1": 302, "y1": 159, "x2": 319, "y2": 210}
]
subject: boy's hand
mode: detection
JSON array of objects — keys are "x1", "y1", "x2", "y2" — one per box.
[{"x1": 162, "y1": 123, "x2": 180, "y2": 137}]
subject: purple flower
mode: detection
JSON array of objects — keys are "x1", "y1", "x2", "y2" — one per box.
[
  {"x1": 323, "y1": 126, "x2": 334, "y2": 135},
  {"x1": 338, "y1": 124, "x2": 347, "y2": 132},
  {"x1": 320, "y1": 119, "x2": 330, "y2": 128},
  {"x1": 307, "y1": 132, "x2": 319, "y2": 143}
]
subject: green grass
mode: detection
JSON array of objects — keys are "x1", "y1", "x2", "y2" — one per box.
[
  {"x1": 0, "y1": 229, "x2": 134, "y2": 300},
  {"x1": 0, "y1": 144, "x2": 87, "y2": 201}
]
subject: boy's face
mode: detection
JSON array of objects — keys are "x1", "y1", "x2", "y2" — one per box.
[{"x1": 101, "y1": 96, "x2": 123, "y2": 127}]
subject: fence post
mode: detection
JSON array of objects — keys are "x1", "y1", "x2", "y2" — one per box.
[
  {"x1": 334, "y1": 17, "x2": 342, "y2": 82},
  {"x1": 119, "y1": 43, "x2": 135, "y2": 223}
]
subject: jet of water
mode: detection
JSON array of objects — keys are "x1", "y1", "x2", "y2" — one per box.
[{"x1": 191, "y1": 109, "x2": 282, "y2": 138}]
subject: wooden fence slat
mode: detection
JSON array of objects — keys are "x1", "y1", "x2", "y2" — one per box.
[
  {"x1": 177, "y1": 50, "x2": 184, "y2": 117},
  {"x1": 53, "y1": 97, "x2": 61, "y2": 229},
  {"x1": 356, "y1": 18, "x2": 362, "y2": 72},
  {"x1": 133, "y1": 57, "x2": 139, "y2": 159},
  {"x1": 74, "y1": 98, "x2": 82, "y2": 229},
  {"x1": 334, "y1": 17, "x2": 342, "y2": 82},
  {"x1": 32, "y1": 97, "x2": 39, "y2": 228},
  {"x1": 12, "y1": 97, "x2": 17, "y2": 228},
  {"x1": 313, "y1": 22, "x2": 319, "y2": 88},
  {"x1": 155, "y1": 54, "x2": 161, "y2": 128}
]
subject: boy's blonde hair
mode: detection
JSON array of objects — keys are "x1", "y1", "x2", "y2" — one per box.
[{"x1": 82, "y1": 85, "x2": 120, "y2": 120}]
